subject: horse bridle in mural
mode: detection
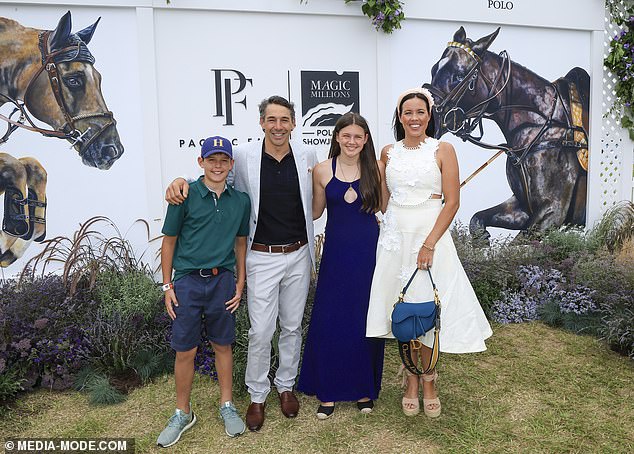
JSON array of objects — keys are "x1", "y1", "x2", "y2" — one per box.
[
  {"x1": 424, "y1": 41, "x2": 588, "y2": 167},
  {"x1": 0, "y1": 30, "x2": 115, "y2": 157}
]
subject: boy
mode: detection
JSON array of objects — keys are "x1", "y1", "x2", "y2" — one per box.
[{"x1": 157, "y1": 136, "x2": 250, "y2": 447}]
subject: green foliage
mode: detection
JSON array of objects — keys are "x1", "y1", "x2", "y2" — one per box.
[
  {"x1": 538, "y1": 300, "x2": 603, "y2": 335},
  {"x1": 130, "y1": 349, "x2": 174, "y2": 383},
  {"x1": 540, "y1": 226, "x2": 597, "y2": 261},
  {"x1": 86, "y1": 376, "x2": 126, "y2": 406},
  {"x1": 589, "y1": 201, "x2": 634, "y2": 252},
  {"x1": 94, "y1": 268, "x2": 162, "y2": 321},
  {"x1": 301, "y1": 1, "x2": 407, "y2": 34},
  {"x1": 87, "y1": 308, "x2": 168, "y2": 377},
  {"x1": 0, "y1": 367, "x2": 24, "y2": 403},
  {"x1": 606, "y1": 0, "x2": 634, "y2": 20},
  {"x1": 349, "y1": 0, "x2": 405, "y2": 34},
  {"x1": 73, "y1": 367, "x2": 102, "y2": 393},
  {"x1": 231, "y1": 297, "x2": 250, "y2": 397},
  {"x1": 88, "y1": 260, "x2": 170, "y2": 385},
  {"x1": 73, "y1": 368, "x2": 124, "y2": 405},
  {"x1": 599, "y1": 293, "x2": 634, "y2": 358},
  {"x1": 605, "y1": 2, "x2": 634, "y2": 138},
  {"x1": 470, "y1": 278, "x2": 503, "y2": 316}
]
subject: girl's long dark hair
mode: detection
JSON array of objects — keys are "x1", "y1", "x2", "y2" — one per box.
[
  {"x1": 393, "y1": 92, "x2": 435, "y2": 140},
  {"x1": 328, "y1": 112, "x2": 381, "y2": 213}
]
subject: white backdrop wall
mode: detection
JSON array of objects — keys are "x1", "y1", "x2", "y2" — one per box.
[{"x1": 0, "y1": 0, "x2": 619, "y2": 275}]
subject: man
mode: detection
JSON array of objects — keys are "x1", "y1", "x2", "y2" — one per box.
[{"x1": 166, "y1": 96, "x2": 316, "y2": 431}]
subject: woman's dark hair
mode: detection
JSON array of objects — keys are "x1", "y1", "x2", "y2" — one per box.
[
  {"x1": 328, "y1": 112, "x2": 381, "y2": 213},
  {"x1": 392, "y1": 92, "x2": 435, "y2": 140}
]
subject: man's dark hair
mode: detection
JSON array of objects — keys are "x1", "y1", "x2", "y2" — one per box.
[{"x1": 258, "y1": 95, "x2": 296, "y2": 122}]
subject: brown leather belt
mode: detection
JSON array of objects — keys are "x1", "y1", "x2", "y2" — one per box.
[{"x1": 250, "y1": 239, "x2": 308, "y2": 254}]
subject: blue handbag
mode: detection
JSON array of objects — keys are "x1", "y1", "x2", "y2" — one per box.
[{"x1": 391, "y1": 268, "x2": 441, "y2": 375}]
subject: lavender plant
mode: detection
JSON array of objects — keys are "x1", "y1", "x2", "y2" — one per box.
[{"x1": 492, "y1": 265, "x2": 598, "y2": 328}]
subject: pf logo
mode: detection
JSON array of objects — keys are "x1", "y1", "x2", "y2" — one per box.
[{"x1": 211, "y1": 69, "x2": 253, "y2": 126}]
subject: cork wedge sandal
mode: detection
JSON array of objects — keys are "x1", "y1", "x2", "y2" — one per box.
[
  {"x1": 399, "y1": 365, "x2": 420, "y2": 416},
  {"x1": 421, "y1": 371, "x2": 441, "y2": 418}
]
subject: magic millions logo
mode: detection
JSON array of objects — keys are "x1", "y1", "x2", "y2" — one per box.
[{"x1": 300, "y1": 71, "x2": 359, "y2": 147}]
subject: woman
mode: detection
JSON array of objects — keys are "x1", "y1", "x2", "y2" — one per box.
[
  {"x1": 297, "y1": 112, "x2": 386, "y2": 419},
  {"x1": 366, "y1": 88, "x2": 492, "y2": 418}
]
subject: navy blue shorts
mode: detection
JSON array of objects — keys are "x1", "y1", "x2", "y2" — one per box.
[{"x1": 170, "y1": 270, "x2": 236, "y2": 351}]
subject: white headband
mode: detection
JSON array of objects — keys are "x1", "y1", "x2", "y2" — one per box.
[{"x1": 396, "y1": 87, "x2": 435, "y2": 112}]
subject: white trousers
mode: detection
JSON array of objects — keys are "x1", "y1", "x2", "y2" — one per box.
[{"x1": 244, "y1": 245, "x2": 311, "y2": 403}]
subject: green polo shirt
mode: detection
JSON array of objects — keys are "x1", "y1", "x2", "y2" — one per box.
[{"x1": 162, "y1": 177, "x2": 251, "y2": 281}]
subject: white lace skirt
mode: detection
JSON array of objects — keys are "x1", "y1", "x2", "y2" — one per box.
[{"x1": 366, "y1": 199, "x2": 493, "y2": 353}]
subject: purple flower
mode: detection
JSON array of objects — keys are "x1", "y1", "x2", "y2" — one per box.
[
  {"x1": 492, "y1": 291, "x2": 539, "y2": 323},
  {"x1": 558, "y1": 286, "x2": 596, "y2": 314},
  {"x1": 34, "y1": 318, "x2": 49, "y2": 330},
  {"x1": 14, "y1": 338, "x2": 31, "y2": 351}
]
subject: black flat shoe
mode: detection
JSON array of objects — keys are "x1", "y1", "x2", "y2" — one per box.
[
  {"x1": 316, "y1": 404, "x2": 335, "y2": 420},
  {"x1": 356, "y1": 400, "x2": 374, "y2": 413}
]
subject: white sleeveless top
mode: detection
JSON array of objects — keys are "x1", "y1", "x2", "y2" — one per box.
[{"x1": 386, "y1": 138, "x2": 442, "y2": 206}]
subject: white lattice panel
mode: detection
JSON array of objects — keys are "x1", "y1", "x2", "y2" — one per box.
[{"x1": 601, "y1": 11, "x2": 634, "y2": 211}]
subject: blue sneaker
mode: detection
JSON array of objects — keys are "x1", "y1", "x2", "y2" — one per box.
[
  {"x1": 219, "y1": 401, "x2": 246, "y2": 437},
  {"x1": 157, "y1": 407, "x2": 197, "y2": 448}
]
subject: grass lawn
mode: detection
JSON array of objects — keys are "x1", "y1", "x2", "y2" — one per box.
[{"x1": 1, "y1": 322, "x2": 632, "y2": 453}]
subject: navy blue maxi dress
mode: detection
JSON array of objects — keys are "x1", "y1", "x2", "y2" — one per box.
[{"x1": 297, "y1": 158, "x2": 385, "y2": 402}]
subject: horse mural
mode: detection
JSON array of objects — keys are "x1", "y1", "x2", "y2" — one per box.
[
  {"x1": 0, "y1": 11, "x2": 123, "y2": 266},
  {"x1": 423, "y1": 27, "x2": 589, "y2": 243}
]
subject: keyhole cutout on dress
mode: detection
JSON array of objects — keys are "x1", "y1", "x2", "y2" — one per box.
[
  {"x1": 337, "y1": 157, "x2": 359, "y2": 205},
  {"x1": 344, "y1": 185, "x2": 358, "y2": 204}
]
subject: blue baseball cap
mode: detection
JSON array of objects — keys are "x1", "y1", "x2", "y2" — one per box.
[{"x1": 201, "y1": 136, "x2": 233, "y2": 159}]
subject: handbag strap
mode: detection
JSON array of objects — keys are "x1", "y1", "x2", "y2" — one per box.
[
  {"x1": 398, "y1": 268, "x2": 438, "y2": 304},
  {"x1": 398, "y1": 331, "x2": 440, "y2": 375},
  {"x1": 397, "y1": 268, "x2": 441, "y2": 375}
]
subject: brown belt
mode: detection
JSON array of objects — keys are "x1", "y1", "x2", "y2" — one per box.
[{"x1": 250, "y1": 239, "x2": 308, "y2": 254}]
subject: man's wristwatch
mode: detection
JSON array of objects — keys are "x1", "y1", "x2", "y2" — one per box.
[{"x1": 162, "y1": 282, "x2": 174, "y2": 292}]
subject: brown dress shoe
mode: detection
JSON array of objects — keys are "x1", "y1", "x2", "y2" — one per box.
[
  {"x1": 246, "y1": 402, "x2": 265, "y2": 431},
  {"x1": 279, "y1": 391, "x2": 299, "y2": 418}
]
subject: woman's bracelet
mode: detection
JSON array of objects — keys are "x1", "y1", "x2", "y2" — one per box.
[{"x1": 422, "y1": 243, "x2": 435, "y2": 252}]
